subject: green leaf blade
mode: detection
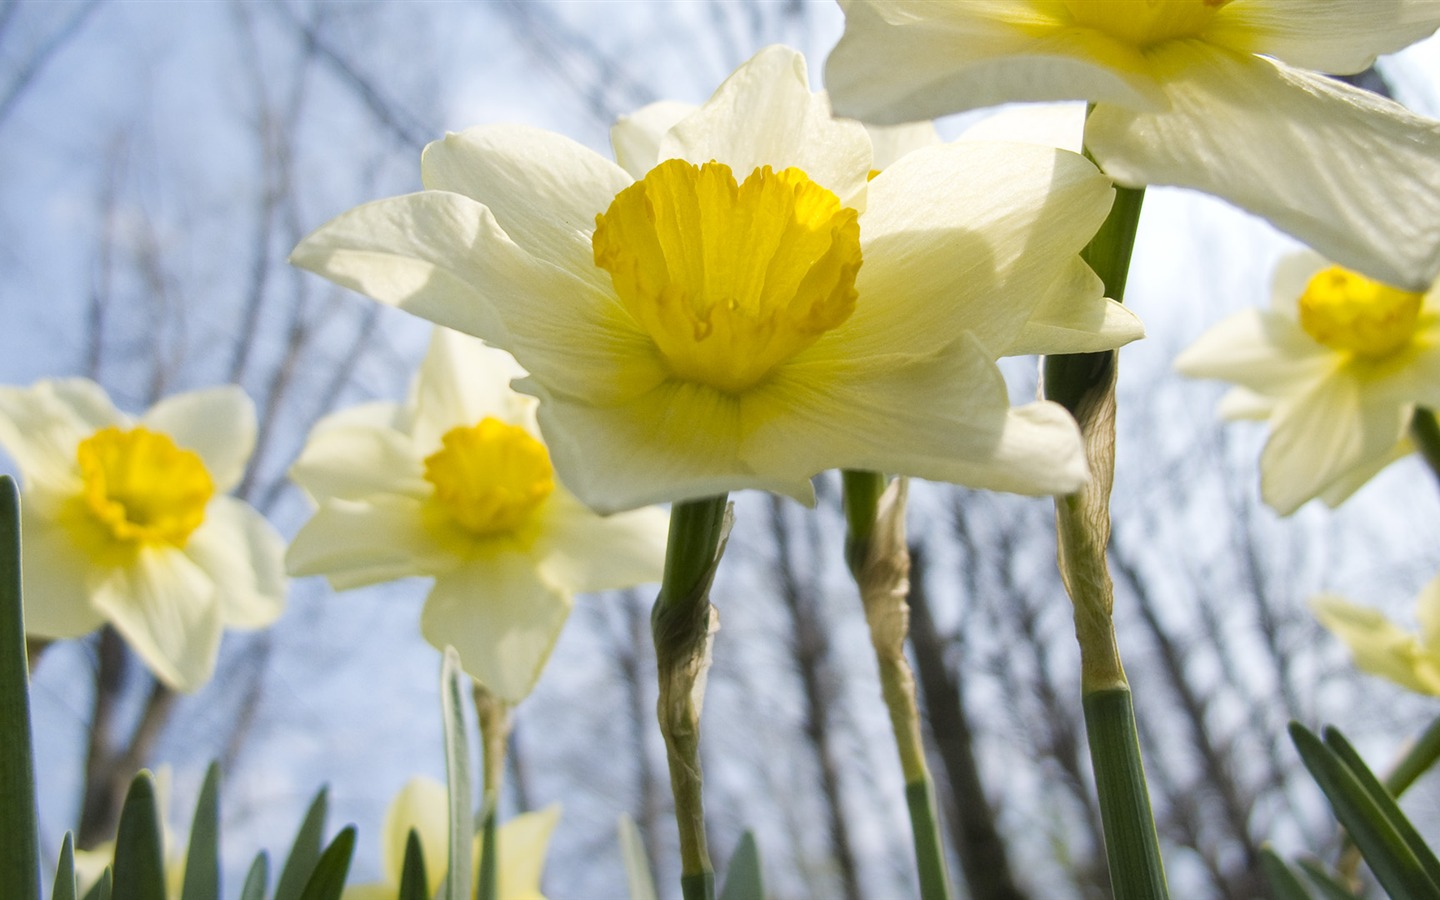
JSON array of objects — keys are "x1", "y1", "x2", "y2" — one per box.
[
  {"x1": 111, "y1": 772, "x2": 167, "y2": 900},
  {"x1": 618, "y1": 814, "x2": 658, "y2": 900},
  {"x1": 441, "y1": 647, "x2": 473, "y2": 900},
  {"x1": 179, "y1": 762, "x2": 221, "y2": 900},
  {"x1": 0, "y1": 476, "x2": 39, "y2": 899},
  {"x1": 52, "y1": 832, "x2": 77, "y2": 900},
  {"x1": 275, "y1": 787, "x2": 329, "y2": 900},
  {"x1": 397, "y1": 829, "x2": 429, "y2": 900},
  {"x1": 717, "y1": 831, "x2": 762, "y2": 900},
  {"x1": 297, "y1": 826, "x2": 355, "y2": 900}
]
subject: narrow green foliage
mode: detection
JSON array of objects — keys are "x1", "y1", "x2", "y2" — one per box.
[
  {"x1": 180, "y1": 762, "x2": 221, "y2": 900},
  {"x1": 397, "y1": 829, "x2": 429, "y2": 900},
  {"x1": 477, "y1": 799, "x2": 498, "y2": 900},
  {"x1": 1410, "y1": 408, "x2": 1440, "y2": 486},
  {"x1": 441, "y1": 647, "x2": 474, "y2": 900},
  {"x1": 840, "y1": 469, "x2": 885, "y2": 576},
  {"x1": 0, "y1": 476, "x2": 39, "y2": 899},
  {"x1": 275, "y1": 788, "x2": 329, "y2": 900},
  {"x1": 717, "y1": 832, "x2": 762, "y2": 900},
  {"x1": 81, "y1": 869, "x2": 111, "y2": 900},
  {"x1": 238, "y1": 853, "x2": 268, "y2": 900},
  {"x1": 1323, "y1": 727, "x2": 1440, "y2": 887},
  {"x1": 52, "y1": 832, "x2": 77, "y2": 900},
  {"x1": 617, "y1": 814, "x2": 658, "y2": 900},
  {"x1": 1297, "y1": 859, "x2": 1364, "y2": 900},
  {"x1": 111, "y1": 772, "x2": 167, "y2": 900},
  {"x1": 1386, "y1": 714, "x2": 1440, "y2": 798},
  {"x1": 1260, "y1": 846, "x2": 1316, "y2": 900},
  {"x1": 296, "y1": 826, "x2": 355, "y2": 900},
  {"x1": 1289, "y1": 722, "x2": 1440, "y2": 900},
  {"x1": 1083, "y1": 688, "x2": 1169, "y2": 900}
]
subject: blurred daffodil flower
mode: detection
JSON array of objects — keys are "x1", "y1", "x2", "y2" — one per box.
[
  {"x1": 292, "y1": 46, "x2": 1124, "y2": 514},
  {"x1": 344, "y1": 776, "x2": 559, "y2": 900},
  {"x1": 1312, "y1": 575, "x2": 1440, "y2": 696},
  {"x1": 286, "y1": 327, "x2": 668, "y2": 702},
  {"x1": 825, "y1": 0, "x2": 1440, "y2": 289},
  {"x1": 1176, "y1": 250, "x2": 1440, "y2": 513},
  {"x1": 0, "y1": 379, "x2": 284, "y2": 691}
]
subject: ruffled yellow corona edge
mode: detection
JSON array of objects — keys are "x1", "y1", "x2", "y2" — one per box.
[
  {"x1": 286, "y1": 327, "x2": 669, "y2": 703},
  {"x1": 0, "y1": 379, "x2": 285, "y2": 692},
  {"x1": 292, "y1": 46, "x2": 1144, "y2": 515},
  {"x1": 825, "y1": 0, "x2": 1440, "y2": 290}
]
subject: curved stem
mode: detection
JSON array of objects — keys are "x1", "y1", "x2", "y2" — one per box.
[{"x1": 472, "y1": 683, "x2": 511, "y2": 900}]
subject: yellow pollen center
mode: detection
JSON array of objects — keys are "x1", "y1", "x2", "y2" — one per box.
[
  {"x1": 76, "y1": 426, "x2": 214, "y2": 547},
  {"x1": 1298, "y1": 266, "x2": 1424, "y2": 359},
  {"x1": 593, "y1": 159, "x2": 862, "y2": 394},
  {"x1": 1062, "y1": 0, "x2": 1228, "y2": 47},
  {"x1": 422, "y1": 418, "x2": 555, "y2": 536}
]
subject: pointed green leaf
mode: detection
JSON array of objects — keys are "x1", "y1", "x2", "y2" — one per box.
[
  {"x1": 1296, "y1": 859, "x2": 1363, "y2": 900},
  {"x1": 397, "y1": 828, "x2": 429, "y2": 900},
  {"x1": 1289, "y1": 722, "x2": 1440, "y2": 900},
  {"x1": 180, "y1": 762, "x2": 221, "y2": 900},
  {"x1": 717, "y1": 831, "x2": 763, "y2": 900},
  {"x1": 0, "y1": 477, "x2": 39, "y2": 899},
  {"x1": 617, "y1": 814, "x2": 657, "y2": 900},
  {"x1": 1259, "y1": 846, "x2": 1315, "y2": 900},
  {"x1": 297, "y1": 826, "x2": 355, "y2": 900},
  {"x1": 441, "y1": 647, "x2": 473, "y2": 900},
  {"x1": 477, "y1": 800, "x2": 498, "y2": 900},
  {"x1": 238, "y1": 852, "x2": 268, "y2": 900},
  {"x1": 1386, "y1": 715, "x2": 1440, "y2": 798},
  {"x1": 52, "y1": 832, "x2": 77, "y2": 900},
  {"x1": 80, "y1": 868, "x2": 111, "y2": 900},
  {"x1": 275, "y1": 788, "x2": 329, "y2": 900},
  {"x1": 111, "y1": 771, "x2": 166, "y2": 900},
  {"x1": 1323, "y1": 726, "x2": 1440, "y2": 887}
]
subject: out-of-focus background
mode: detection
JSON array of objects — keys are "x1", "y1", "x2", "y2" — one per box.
[{"x1": 6, "y1": 2, "x2": 1440, "y2": 897}]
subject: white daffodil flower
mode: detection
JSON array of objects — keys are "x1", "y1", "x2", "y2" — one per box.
[
  {"x1": 292, "y1": 46, "x2": 1127, "y2": 514},
  {"x1": 1176, "y1": 250, "x2": 1440, "y2": 514},
  {"x1": 285, "y1": 327, "x2": 668, "y2": 702},
  {"x1": 1311, "y1": 574, "x2": 1440, "y2": 696},
  {"x1": 825, "y1": 0, "x2": 1440, "y2": 289},
  {"x1": 0, "y1": 379, "x2": 284, "y2": 692},
  {"x1": 344, "y1": 777, "x2": 559, "y2": 900}
]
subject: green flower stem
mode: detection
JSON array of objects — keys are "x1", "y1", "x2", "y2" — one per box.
[
  {"x1": 0, "y1": 476, "x2": 39, "y2": 899},
  {"x1": 1084, "y1": 688, "x2": 1168, "y2": 900},
  {"x1": 842, "y1": 474, "x2": 953, "y2": 900},
  {"x1": 1044, "y1": 172, "x2": 1167, "y2": 898},
  {"x1": 472, "y1": 683, "x2": 511, "y2": 900},
  {"x1": 1409, "y1": 408, "x2": 1440, "y2": 487},
  {"x1": 654, "y1": 495, "x2": 731, "y2": 900}
]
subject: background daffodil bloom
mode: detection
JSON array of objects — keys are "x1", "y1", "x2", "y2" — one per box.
[
  {"x1": 0, "y1": 379, "x2": 284, "y2": 692},
  {"x1": 1175, "y1": 250, "x2": 1440, "y2": 514},
  {"x1": 1311, "y1": 574, "x2": 1440, "y2": 696},
  {"x1": 292, "y1": 46, "x2": 1121, "y2": 514},
  {"x1": 825, "y1": 0, "x2": 1440, "y2": 289},
  {"x1": 285, "y1": 327, "x2": 669, "y2": 702},
  {"x1": 344, "y1": 776, "x2": 559, "y2": 900}
]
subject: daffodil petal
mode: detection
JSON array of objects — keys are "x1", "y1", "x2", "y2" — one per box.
[
  {"x1": 183, "y1": 497, "x2": 285, "y2": 629},
  {"x1": 286, "y1": 496, "x2": 453, "y2": 589},
  {"x1": 1087, "y1": 46, "x2": 1440, "y2": 289},
  {"x1": 959, "y1": 102, "x2": 1086, "y2": 152},
  {"x1": 1215, "y1": 387, "x2": 1277, "y2": 421},
  {"x1": 1415, "y1": 574, "x2": 1440, "y2": 657},
  {"x1": 19, "y1": 505, "x2": 104, "y2": 639},
  {"x1": 525, "y1": 378, "x2": 816, "y2": 515},
  {"x1": 420, "y1": 125, "x2": 630, "y2": 290},
  {"x1": 850, "y1": 140, "x2": 1113, "y2": 357},
  {"x1": 289, "y1": 403, "x2": 425, "y2": 504},
  {"x1": 824, "y1": 0, "x2": 1164, "y2": 126},
  {"x1": 0, "y1": 379, "x2": 119, "y2": 492},
  {"x1": 866, "y1": 120, "x2": 941, "y2": 171},
  {"x1": 661, "y1": 45, "x2": 872, "y2": 207},
  {"x1": 381, "y1": 777, "x2": 451, "y2": 891},
  {"x1": 1004, "y1": 257, "x2": 1142, "y2": 356},
  {"x1": 533, "y1": 492, "x2": 667, "y2": 593},
  {"x1": 1174, "y1": 309, "x2": 1332, "y2": 397},
  {"x1": 1207, "y1": 0, "x2": 1440, "y2": 75},
  {"x1": 1317, "y1": 436, "x2": 1413, "y2": 507},
  {"x1": 91, "y1": 547, "x2": 222, "y2": 693},
  {"x1": 749, "y1": 335, "x2": 1088, "y2": 496},
  {"x1": 495, "y1": 805, "x2": 560, "y2": 900},
  {"x1": 611, "y1": 100, "x2": 696, "y2": 178},
  {"x1": 291, "y1": 192, "x2": 537, "y2": 344},
  {"x1": 403, "y1": 327, "x2": 532, "y2": 452},
  {"x1": 420, "y1": 556, "x2": 572, "y2": 703},
  {"x1": 1261, "y1": 375, "x2": 1410, "y2": 514},
  {"x1": 141, "y1": 385, "x2": 256, "y2": 493},
  {"x1": 1311, "y1": 593, "x2": 1440, "y2": 695}
]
